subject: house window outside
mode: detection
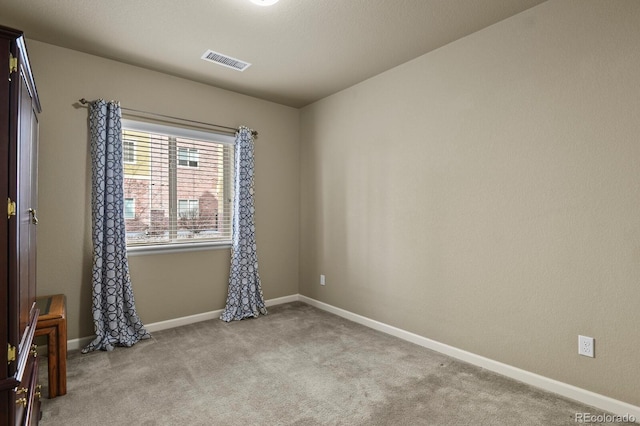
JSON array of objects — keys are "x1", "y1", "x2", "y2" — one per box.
[
  {"x1": 124, "y1": 198, "x2": 136, "y2": 219},
  {"x1": 178, "y1": 147, "x2": 199, "y2": 167},
  {"x1": 123, "y1": 140, "x2": 136, "y2": 163},
  {"x1": 121, "y1": 120, "x2": 235, "y2": 252},
  {"x1": 178, "y1": 199, "x2": 200, "y2": 234},
  {"x1": 178, "y1": 199, "x2": 199, "y2": 217}
]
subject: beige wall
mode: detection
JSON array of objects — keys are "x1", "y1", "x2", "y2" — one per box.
[
  {"x1": 28, "y1": 40, "x2": 300, "y2": 341},
  {"x1": 300, "y1": 0, "x2": 640, "y2": 406}
]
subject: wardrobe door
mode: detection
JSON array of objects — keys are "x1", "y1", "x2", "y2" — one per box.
[{"x1": 1, "y1": 25, "x2": 42, "y2": 426}]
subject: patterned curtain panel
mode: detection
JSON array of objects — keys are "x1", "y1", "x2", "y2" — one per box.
[
  {"x1": 83, "y1": 100, "x2": 150, "y2": 353},
  {"x1": 221, "y1": 127, "x2": 267, "y2": 322}
]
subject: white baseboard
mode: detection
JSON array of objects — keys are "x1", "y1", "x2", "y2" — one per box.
[
  {"x1": 298, "y1": 295, "x2": 640, "y2": 422},
  {"x1": 264, "y1": 294, "x2": 299, "y2": 307},
  {"x1": 66, "y1": 294, "x2": 300, "y2": 352},
  {"x1": 67, "y1": 336, "x2": 94, "y2": 352}
]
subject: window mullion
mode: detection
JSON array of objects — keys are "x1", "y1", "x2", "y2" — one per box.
[
  {"x1": 223, "y1": 144, "x2": 233, "y2": 233},
  {"x1": 168, "y1": 136, "x2": 178, "y2": 241}
]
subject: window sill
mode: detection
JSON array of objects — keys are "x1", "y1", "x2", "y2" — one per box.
[{"x1": 127, "y1": 241, "x2": 232, "y2": 256}]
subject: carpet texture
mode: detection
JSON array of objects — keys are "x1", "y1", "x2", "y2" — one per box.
[{"x1": 39, "y1": 302, "x2": 613, "y2": 425}]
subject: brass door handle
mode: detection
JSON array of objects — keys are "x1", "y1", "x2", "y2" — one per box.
[{"x1": 28, "y1": 208, "x2": 38, "y2": 225}]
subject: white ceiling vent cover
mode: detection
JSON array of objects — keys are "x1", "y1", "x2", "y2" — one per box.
[{"x1": 201, "y1": 50, "x2": 251, "y2": 72}]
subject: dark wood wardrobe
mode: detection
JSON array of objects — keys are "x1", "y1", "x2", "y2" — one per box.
[{"x1": 0, "y1": 25, "x2": 42, "y2": 426}]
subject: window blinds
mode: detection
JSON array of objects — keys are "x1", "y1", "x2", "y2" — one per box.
[{"x1": 121, "y1": 120, "x2": 235, "y2": 248}]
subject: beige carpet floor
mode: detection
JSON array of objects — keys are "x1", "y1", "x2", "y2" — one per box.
[{"x1": 38, "y1": 302, "x2": 615, "y2": 425}]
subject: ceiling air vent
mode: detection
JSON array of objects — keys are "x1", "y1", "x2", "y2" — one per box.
[{"x1": 201, "y1": 50, "x2": 251, "y2": 72}]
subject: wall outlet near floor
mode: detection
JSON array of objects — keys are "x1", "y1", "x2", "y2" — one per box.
[
  {"x1": 578, "y1": 335, "x2": 595, "y2": 358},
  {"x1": 320, "y1": 274, "x2": 326, "y2": 286}
]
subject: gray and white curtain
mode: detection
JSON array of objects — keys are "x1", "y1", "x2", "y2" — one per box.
[
  {"x1": 221, "y1": 127, "x2": 267, "y2": 321},
  {"x1": 83, "y1": 99, "x2": 150, "y2": 353}
]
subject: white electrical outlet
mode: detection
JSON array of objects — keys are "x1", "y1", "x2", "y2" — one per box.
[
  {"x1": 578, "y1": 335, "x2": 595, "y2": 358},
  {"x1": 320, "y1": 274, "x2": 325, "y2": 286}
]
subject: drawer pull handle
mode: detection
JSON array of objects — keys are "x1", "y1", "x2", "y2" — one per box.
[
  {"x1": 31, "y1": 344, "x2": 37, "y2": 357},
  {"x1": 16, "y1": 387, "x2": 28, "y2": 395},
  {"x1": 16, "y1": 397, "x2": 27, "y2": 408}
]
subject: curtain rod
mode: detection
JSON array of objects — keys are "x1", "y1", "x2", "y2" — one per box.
[{"x1": 78, "y1": 98, "x2": 258, "y2": 138}]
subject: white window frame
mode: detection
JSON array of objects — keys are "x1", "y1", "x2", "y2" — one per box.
[{"x1": 122, "y1": 119, "x2": 236, "y2": 255}]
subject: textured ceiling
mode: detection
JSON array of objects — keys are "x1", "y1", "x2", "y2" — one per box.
[{"x1": 0, "y1": 0, "x2": 546, "y2": 107}]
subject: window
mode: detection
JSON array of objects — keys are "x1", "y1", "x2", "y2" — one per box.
[
  {"x1": 121, "y1": 120, "x2": 235, "y2": 251},
  {"x1": 178, "y1": 199, "x2": 199, "y2": 216},
  {"x1": 124, "y1": 198, "x2": 136, "y2": 219},
  {"x1": 178, "y1": 147, "x2": 199, "y2": 167},
  {"x1": 123, "y1": 140, "x2": 136, "y2": 163}
]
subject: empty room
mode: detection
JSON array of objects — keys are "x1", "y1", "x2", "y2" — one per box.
[{"x1": 1, "y1": 0, "x2": 639, "y2": 424}]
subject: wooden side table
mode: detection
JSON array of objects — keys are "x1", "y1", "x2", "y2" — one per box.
[{"x1": 34, "y1": 294, "x2": 67, "y2": 398}]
